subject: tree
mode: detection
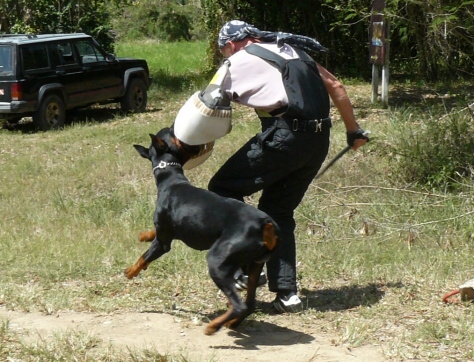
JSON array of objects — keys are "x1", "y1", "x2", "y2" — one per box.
[
  {"x1": 0, "y1": 0, "x2": 119, "y2": 52},
  {"x1": 200, "y1": 0, "x2": 474, "y2": 80},
  {"x1": 391, "y1": 0, "x2": 474, "y2": 79}
]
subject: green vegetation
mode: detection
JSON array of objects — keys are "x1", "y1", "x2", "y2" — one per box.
[
  {"x1": 115, "y1": 40, "x2": 210, "y2": 98},
  {"x1": 1, "y1": 1, "x2": 472, "y2": 79},
  {"x1": 390, "y1": 106, "x2": 474, "y2": 189},
  {"x1": 1, "y1": 40, "x2": 473, "y2": 361}
]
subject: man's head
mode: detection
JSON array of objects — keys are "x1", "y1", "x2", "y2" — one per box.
[
  {"x1": 218, "y1": 20, "x2": 253, "y2": 48},
  {"x1": 217, "y1": 20, "x2": 329, "y2": 57},
  {"x1": 218, "y1": 20, "x2": 261, "y2": 57}
]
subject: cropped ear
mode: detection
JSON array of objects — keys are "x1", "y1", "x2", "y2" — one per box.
[
  {"x1": 133, "y1": 144, "x2": 150, "y2": 159},
  {"x1": 150, "y1": 133, "x2": 168, "y2": 151}
]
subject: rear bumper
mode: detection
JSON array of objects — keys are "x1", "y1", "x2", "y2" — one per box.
[{"x1": 0, "y1": 101, "x2": 35, "y2": 117}]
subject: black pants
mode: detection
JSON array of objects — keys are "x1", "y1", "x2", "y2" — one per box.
[{"x1": 208, "y1": 118, "x2": 330, "y2": 293}]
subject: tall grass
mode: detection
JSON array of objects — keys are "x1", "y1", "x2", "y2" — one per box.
[
  {"x1": 388, "y1": 106, "x2": 474, "y2": 189},
  {"x1": 1, "y1": 41, "x2": 473, "y2": 360}
]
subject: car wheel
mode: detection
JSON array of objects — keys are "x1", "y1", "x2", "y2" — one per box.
[
  {"x1": 120, "y1": 77, "x2": 147, "y2": 112},
  {"x1": 33, "y1": 94, "x2": 66, "y2": 131}
]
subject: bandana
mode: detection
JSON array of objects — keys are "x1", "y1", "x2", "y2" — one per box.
[{"x1": 217, "y1": 20, "x2": 328, "y2": 53}]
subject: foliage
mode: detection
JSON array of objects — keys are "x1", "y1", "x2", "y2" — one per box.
[
  {"x1": 200, "y1": 0, "x2": 236, "y2": 69},
  {"x1": 108, "y1": 0, "x2": 204, "y2": 42},
  {"x1": 199, "y1": 0, "x2": 474, "y2": 79},
  {"x1": 0, "y1": 0, "x2": 117, "y2": 52},
  {"x1": 389, "y1": 104, "x2": 474, "y2": 190},
  {"x1": 1, "y1": 0, "x2": 472, "y2": 79},
  {"x1": 388, "y1": 0, "x2": 474, "y2": 80}
]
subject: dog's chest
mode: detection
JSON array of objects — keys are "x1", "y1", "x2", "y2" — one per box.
[{"x1": 154, "y1": 184, "x2": 227, "y2": 250}]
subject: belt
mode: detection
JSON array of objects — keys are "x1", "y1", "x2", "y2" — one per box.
[{"x1": 262, "y1": 117, "x2": 332, "y2": 132}]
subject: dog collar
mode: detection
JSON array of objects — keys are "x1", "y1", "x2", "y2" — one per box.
[{"x1": 152, "y1": 160, "x2": 182, "y2": 172}]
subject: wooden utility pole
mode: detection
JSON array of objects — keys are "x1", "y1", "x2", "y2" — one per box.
[{"x1": 369, "y1": 0, "x2": 390, "y2": 107}]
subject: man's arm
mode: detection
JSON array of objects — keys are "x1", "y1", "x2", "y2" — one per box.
[{"x1": 317, "y1": 63, "x2": 368, "y2": 150}]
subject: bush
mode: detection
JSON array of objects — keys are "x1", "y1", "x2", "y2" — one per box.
[
  {"x1": 158, "y1": 12, "x2": 192, "y2": 42},
  {"x1": 109, "y1": 0, "x2": 204, "y2": 42},
  {"x1": 6, "y1": 1, "x2": 115, "y2": 53},
  {"x1": 390, "y1": 106, "x2": 474, "y2": 190}
]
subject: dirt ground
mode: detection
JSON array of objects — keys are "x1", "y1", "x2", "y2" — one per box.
[{"x1": 0, "y1": 307, "x2": 388, "y2": 361}]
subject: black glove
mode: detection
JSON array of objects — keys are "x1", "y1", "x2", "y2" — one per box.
[{"x1": 346, "y1": 129, "x2": 369, "y2": 147}]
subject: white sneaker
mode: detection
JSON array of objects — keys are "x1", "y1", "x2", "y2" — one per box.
[
  {"x1": 234, "y1": 269, "x2": 267, "y2": 291},
  {"x1": 272, "y1": 291, "x2": 303, "y2": 313}
]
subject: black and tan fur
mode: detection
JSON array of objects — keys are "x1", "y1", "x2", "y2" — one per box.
[{"x1": 124, "y1": 127, "x2": 279, "y2": 335}]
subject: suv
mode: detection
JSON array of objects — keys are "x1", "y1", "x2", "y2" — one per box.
[{"x1": 0, "y1": 33, "x2": 151, "y2": 130}]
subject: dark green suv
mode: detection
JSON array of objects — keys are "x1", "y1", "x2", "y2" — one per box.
[{"x1": 0, "y1": 33, "x2": 151, "y2": 130}]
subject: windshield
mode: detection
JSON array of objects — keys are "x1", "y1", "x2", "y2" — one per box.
[{"x1": 0, "y1": 45, "x2": 13, "y2": 75}]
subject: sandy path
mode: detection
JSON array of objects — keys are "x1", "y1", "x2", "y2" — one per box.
[{"x1": 0, "y1": 307, "x2": 387, "y2": 361}]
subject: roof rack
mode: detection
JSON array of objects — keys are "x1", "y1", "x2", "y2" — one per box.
[
  {"x1": 0, "y1": 34, "x2": 37, "y2": 38},
  {"x1": 0, "y1": 33, "x2": 90, "y2": 44}
]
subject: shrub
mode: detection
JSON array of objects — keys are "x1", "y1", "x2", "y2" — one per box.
[
  {"x1": 109, "y1": 0, "x2": 204, "y2": 42},
  {"x1": 390, "y1": 106, "x2": 474, "y2": 190},
  {"x1": 158, "y1": 12, "x2": 192, "y2": 42}
]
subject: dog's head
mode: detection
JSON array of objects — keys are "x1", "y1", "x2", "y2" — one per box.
[{"x1": 133, "y1": 127, "x2": 201, "y2": 166}]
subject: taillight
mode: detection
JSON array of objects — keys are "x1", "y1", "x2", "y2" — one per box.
[{"x1": 11, "y1": 83, "x2": 22, "y2": 101}]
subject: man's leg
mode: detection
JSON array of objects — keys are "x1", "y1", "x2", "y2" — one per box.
[
  {"x1": 209, "y1": 124, "x2": 330, "y2": 311},
  {"x1": 258, "y1": 157, "x2": 327, "y2": 293}
]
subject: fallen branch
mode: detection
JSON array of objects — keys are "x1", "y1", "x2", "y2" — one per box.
[
  {"x1": 439, "y1": 102, "x2": 474, "y2": 120},
  {"x1": 410, "y1": 210, "x2": 474, "y2": 227}
]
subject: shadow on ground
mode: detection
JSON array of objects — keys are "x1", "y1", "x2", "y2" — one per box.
[
  {"x1": 388, "y1": 82, "x2": 474, "y2": 110},
  {"x1": 301, "y1": 281, "x2": 404, "y2": 312},
  {"x1": 218, "y1": 320, "x2": 315, "y2": 349}
]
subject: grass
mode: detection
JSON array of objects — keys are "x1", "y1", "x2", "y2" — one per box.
[
  {"x1": 1, "y1": 40, "x2": 474, "y2": 360},
  {"x1": 115, "y1": 40, "x2": 210, "y2": 99}
]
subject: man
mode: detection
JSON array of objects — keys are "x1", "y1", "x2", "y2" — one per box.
[{"x1": 207, "y1": 20, "x2": 368, "y2": 313}]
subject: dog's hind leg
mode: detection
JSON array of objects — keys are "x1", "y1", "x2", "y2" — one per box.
[
  {"x1": 225, "y1": 223, "x2": 277, "y2": 329},
  {"x1": 204, "y1": 300, "x2": 243, "y2": 335},
  {"x1": 204, "y1": 258, "x2": 247, "y2": 335},
  {"x1": 225, "y1": 261, "x2": 264, "y2": 330},
  {"x1": 205, "y1": 287, "x2": 246, "y2": 335}
]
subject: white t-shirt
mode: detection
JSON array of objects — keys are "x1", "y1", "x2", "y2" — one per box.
[{"x1": 222, "y1": 43, "x2": 299, "y2": 114}]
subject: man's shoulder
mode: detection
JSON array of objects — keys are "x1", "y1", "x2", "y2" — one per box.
[{"x1": 245, "y1": 42, "x2": 297, "y2": 60}]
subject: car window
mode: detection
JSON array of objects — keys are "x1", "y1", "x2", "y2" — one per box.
[
  {"x1": 21, "y1": 44, "x2": 50, "y2": 71},
  {"x1": 75, "y1": 39, "x2": 106, "y2": 64},
  {"x1": 56, "y1": 41, "x2": 78, "y2": 66},
  {"x1": 0, "y1": 46, "x2": 13, "y2": 75}
]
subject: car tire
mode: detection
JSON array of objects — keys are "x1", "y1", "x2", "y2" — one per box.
[
  {"x1": 33, "y1": 94, "x2": 66, "y2": 131},
  {"x1": 120, "y1": 77, "x2": 147, "y2": 112}
]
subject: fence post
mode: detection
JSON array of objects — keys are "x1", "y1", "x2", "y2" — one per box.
[{"x1": 369, "y1": 0, "x2": 389, "y2": 107}]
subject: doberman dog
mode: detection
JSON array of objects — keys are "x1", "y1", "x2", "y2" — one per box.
[{"x1": 124, "y1": 127, "x2": 280, "y2": 335}]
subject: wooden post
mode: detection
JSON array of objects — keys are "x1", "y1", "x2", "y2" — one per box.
[{"x1": 369, "y1": 0, "x2": 389, "y2": 106}]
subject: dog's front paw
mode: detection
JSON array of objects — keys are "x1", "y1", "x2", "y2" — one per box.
[
  {"x1": 138, "y1": 230, "x2": 156, "y2": 242},
  {"x1": 124, "y1": 257, "x2": 149, "y2": 279},
  {"x1": 124, "y1": 266, "x2": 139, "y2": 279},
  {"x1": 124, "y1": 264, "x2": 146, "y2": 279}
]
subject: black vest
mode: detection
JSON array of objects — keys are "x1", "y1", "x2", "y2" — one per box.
[{"x1": 245, "y1": 44, "x2": 330, "y2": 120}]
